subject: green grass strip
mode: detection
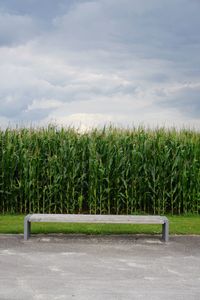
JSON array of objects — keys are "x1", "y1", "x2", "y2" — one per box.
[{"x1": 0, "y1": 215, "x2": 200, "y2": 235}]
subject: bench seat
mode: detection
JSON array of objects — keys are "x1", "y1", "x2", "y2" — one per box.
[{"x1": 24, "y1": 214, "x2": 169, "y2": 242}]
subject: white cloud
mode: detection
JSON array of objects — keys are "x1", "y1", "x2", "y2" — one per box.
[{"x1": 27, "y1": 99, "x2": 63, "y2": 111}]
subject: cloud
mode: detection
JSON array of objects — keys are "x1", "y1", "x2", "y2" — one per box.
[
  {"x1": 0, "y1": 0, "x2": 74, "y2": 20},
  {"x1": 0, "y1": 13, "x2": 40, "y2": 46},
  {"x1": 158, "y1": 83, "x2": 200, "y2": 118},
  {"x1": 0, "y1": 0, "x2": 200, "y2": 130},
  {"x1": 49, "y1": 0, "x2": 200, "y2": 59}
]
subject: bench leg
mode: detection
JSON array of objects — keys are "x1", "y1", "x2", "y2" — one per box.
[
  {"x1": 24, "y1": 216, "x2": 31, "y2": 240},
  {"x1": 162, "y1": 221, "x2": 169, "y2": 242}
]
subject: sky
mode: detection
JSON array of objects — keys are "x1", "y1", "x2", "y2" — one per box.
[{"x1": 0, "y1": 0, "x2": 200, "y2": 130}]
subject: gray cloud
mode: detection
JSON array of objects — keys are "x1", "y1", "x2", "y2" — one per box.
[
  {"x1": 0, "y1": 0, "x2": 199, "y2": 129},
  {"x1": 158, "y1": 85, "x2": 200, "y2": 118},
  {"x1": 0, "y1": 0, "x2": 74, "y2": 20},
  {"x1": 50, "y1": 0, "x2": 200, "y2": 55},
  {"x1": 0, "y1": 13, "x2": 39, "y2": 46}
]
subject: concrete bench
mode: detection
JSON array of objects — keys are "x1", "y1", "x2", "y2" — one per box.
[{"x1": 24, "y1": 214, "x2": 169, "y2": 242}]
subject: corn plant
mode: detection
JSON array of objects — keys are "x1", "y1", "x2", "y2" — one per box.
[{"x1": 0, "y1": 126, "x2": 199, "y2": 215}]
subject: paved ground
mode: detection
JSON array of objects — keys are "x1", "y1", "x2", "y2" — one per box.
[{"x1": 0, "y1": 234, "x2": 200, "y2": 300}]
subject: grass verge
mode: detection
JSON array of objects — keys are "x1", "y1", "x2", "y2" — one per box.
[{"x1": 0, "y1": 215, "x2": 200, "y2": 235}]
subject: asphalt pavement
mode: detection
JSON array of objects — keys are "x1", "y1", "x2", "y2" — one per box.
[{"x1": 0, "y1": 234, "x2": 200, "y2": 300}]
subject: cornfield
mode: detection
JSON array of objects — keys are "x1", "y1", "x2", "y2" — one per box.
[{"x1": 0, "y1": 126, "x2": 200, "y2": 215}]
